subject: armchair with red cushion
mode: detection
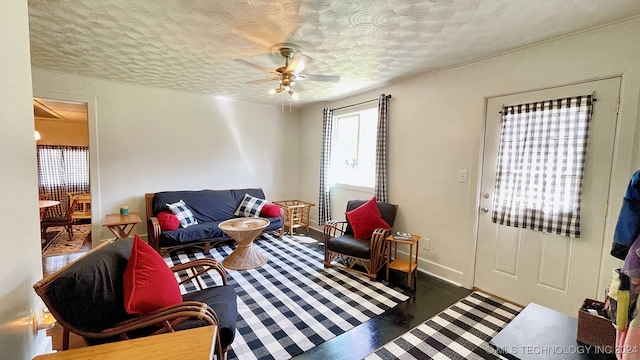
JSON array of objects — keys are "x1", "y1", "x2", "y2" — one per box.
[
  {"x1": 33, "y1": 236, "x2": 237, "y2": 359},
  {"x1": 323, "y1": 197, "x2": 398, "y2": 281}
]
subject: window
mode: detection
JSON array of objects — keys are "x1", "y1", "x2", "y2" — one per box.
[
  {"x1": 37, "y1": 146, "x2": 89, "y2": 187},
  {"x1": 330, "y1": 107, "x2": 378, "y2": 188},
  {"x1": 492, "y1": 95, "x2": 593, "y2": 238}
]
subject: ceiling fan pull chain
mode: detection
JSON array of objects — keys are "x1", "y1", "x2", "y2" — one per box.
[{"x1": 281, "y1": 93, "x2": 284, "y2": 114}]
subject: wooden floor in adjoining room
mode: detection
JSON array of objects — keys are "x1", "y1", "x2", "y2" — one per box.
[{"x1": 42, "y1": 229, "x2": 471, "y2": 358}]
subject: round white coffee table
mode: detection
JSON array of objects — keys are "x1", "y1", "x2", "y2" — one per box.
[{"x1": 218, "y1": 217, "x2": 270, "y2": 270}]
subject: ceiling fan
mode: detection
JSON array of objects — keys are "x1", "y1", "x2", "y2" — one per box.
[{"x1": 235, "y1": 43, "x2": 340, "y2": 100}]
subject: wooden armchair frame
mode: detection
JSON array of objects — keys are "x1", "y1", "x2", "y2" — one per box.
[
  {"x1": 33, "y1": 239, "x2": 230, "y2": 359},
  {"x1": 323, "y1": 202, "x2": 397, "y2": 281}
]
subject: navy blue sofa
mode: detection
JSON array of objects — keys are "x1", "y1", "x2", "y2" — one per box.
[{"x1": 145, "y1": 188, "x2": 283, "y2": 253}]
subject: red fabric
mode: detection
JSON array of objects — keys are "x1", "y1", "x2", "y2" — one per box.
[
  {"x1": 345, "y1": 197, "x2": 390, "y2": 240},
  {"x1": 157, "y1": 211, "x2": 180, "y2": 231},
  {"x1": 123, "y1": 235, "x2": 182, "y2": 315},
  {"x1": 260, "y1": 203, "x2": 281, "y2": 218}
]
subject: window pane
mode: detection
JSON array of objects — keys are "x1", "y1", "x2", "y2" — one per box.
[{"x1": 331, "y1": 107, "x2": 378, "y2": 188}]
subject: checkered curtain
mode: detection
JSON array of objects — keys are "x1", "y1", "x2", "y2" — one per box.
[
  {"x1": 491, "y1": 95, "x2": 593, "y2": 238},
  {"x1": 318, "y1": 107, "x2": 334, "y2": 225},
  {"x1": 37, "y1": 145, "x2": 90, "y2": 217},
  {"x1": 374, "y1": 94, "x2": 389, "y2": 202}
]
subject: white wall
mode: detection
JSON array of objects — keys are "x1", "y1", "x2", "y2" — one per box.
[
  {"x1": 298, "y1": 18, "x2": 640, "y2": 290},
  {"x1": 31, "y1": 71, "x2": 300, "y2": 242},
  {"x1": 0, "y1": 2, "x2": 52, "y2": 358}
]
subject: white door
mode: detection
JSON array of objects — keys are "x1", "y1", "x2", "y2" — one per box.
[{"x1": 474, "y1": 77, "x2": 620, "y2": 315}]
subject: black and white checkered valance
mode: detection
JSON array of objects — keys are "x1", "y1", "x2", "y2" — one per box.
[{"x1": 491, "y1": 95, "x2": 593, "y2": 238}]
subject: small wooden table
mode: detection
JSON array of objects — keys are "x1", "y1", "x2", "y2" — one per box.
[
  {"x1": 33, "y1": 326, "x2": 218, "y2": 360},
  {"x1": 102, "y1": 212, "x2": 142, "y2": 239},
  {"x1": 39, "y1": 200, "x2": 60, "y2": 218},
  {"x1": 386, "y1": 233, "x2": 421, "y2": 290},
  {"x1": 219, "y1": 217, "x2": 270, "y2": 270}
]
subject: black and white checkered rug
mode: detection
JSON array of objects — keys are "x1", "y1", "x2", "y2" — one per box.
[
  {"x1": 165, "y1": 234, "x2": 409, "y2": 360},
  {"x1": 364, "y1": 292, "x2": 522, "y2": 360}
]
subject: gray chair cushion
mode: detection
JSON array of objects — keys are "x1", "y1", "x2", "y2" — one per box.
[
  {"x1": 327, "y1": 235, "x2": 371, "y2": 259},
  {"x1": 47, "y1": 238, "x2": 134, "y2": 332}
]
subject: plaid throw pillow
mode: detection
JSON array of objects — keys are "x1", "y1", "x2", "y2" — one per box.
[
  {"x1": 166, "y1": 200, "x2": 198, "y2": 228},
  {"x1": 234, "y1": 194, "x2": 267, "y2": 217}
]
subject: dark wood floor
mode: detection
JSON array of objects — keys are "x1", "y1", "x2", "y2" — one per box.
[
  {"x1": 43, "y1": 229, "x2": 472, "y2": 358},
  {"x1": 292, "y1": 231, "x2": 471, "y2": 360}
]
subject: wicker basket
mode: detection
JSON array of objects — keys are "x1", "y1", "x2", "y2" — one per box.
[{"x1": 577, "y1": 298, "x2": 616, "y2": 348}]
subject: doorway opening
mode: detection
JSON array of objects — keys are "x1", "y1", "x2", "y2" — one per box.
[{"x1": 34, "y1": 97, "x2": 92, "y2": 261}]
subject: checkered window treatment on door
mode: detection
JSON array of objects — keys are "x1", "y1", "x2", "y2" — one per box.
[
  {"x1": 318, "y1": 107, "x2": 334, "y2": 225},
  {"x1": 491, "y1": 95, "x2": 593, "y2": 238},
  {"x1": 374, "y1": 94, "x2": 389, "y2": 202}
]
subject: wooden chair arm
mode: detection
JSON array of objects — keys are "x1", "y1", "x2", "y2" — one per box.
[
  {"x1": 171, "y1": 258, "x2": 228, "y2": 288},
  {"x1": 370, "y1": 227, "x2": 393, "y2": 272},
  {"x1": 323, "y1": 220, "x2": 348, "y2": 244},
  {"x1": 84, "y1": 301, "x2": 219, "y2": 340},
  {"x1": 147, "y1": 217, "x2": 162, "y2": 252}
]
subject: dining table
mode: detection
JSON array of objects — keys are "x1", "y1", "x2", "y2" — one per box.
[{"x1": 38, "y1": 200, "x2": 60, "y2": 219}]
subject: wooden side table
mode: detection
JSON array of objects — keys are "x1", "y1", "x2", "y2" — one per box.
[
  {"x1": 102, "y1": 212, "x2": 142, "y2": 239},
  {"x1": 386, "y1": 233, "x2": 421, "y2": 290},
  {"x1": 273, "y1": 200, "x2": 315, "y2": 235},
  {"x1": 33, "y1": 325, "x2": 218, "y2": 360}
]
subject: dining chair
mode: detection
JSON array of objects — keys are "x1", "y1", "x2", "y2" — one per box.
[{"x1": 41, "y1": 198, "x2": 77, "y2": 239}]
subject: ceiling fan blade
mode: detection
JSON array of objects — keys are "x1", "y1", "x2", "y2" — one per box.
[
  {"x1": 285, "y1": 54, "x2": 313, "y2": 74},
  {"x1": 297, "y1": 74, "x2": 340, "y2": 82},
  {"x1": 235, "y1": 59, "x2": 279, "y2": 75},
  {"x1": 246, "y1": 77, "x2": 279, "y2": 84}
]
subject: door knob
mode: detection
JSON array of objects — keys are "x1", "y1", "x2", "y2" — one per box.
[{"x1": 480, "y1": 207, "x2": 489, "y2": 213}]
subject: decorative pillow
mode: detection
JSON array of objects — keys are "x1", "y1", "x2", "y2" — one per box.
[
  {"x1": 123, "y1": 235, "x2": 182, "y2": 315},
  {"x1": 156, "y1": 211, "x2": 180, "y2": 231},
  {"x1": 166, "y1": 200, "x2": 198, "y2": 228},
  {"x1": 260, "y1": 203, "x2": 281, "y2": 218},
  {"x1": 234, "y1": 193, "x2": 267, "y2": 217},
  {"x1": 345, "y1": 197, "x2": 391, "y2": 240}
]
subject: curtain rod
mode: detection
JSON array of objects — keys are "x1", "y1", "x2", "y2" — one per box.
[{"x1": 332, "y1": 94, "x2": 392, "y2": 111}]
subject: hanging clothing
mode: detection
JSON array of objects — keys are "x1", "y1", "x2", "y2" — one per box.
[{"x1": 612, "y1": 170, "x2": 640, "y2": 260}]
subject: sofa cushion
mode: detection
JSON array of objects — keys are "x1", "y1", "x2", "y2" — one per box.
[
  {"x1": 153, "y1": 189, "x2": 268, "y2": 223},
  {"x1": 157, "y1": 211, "x2": 180, "y2": 231},
  {"x1": 46, "y1": 238, "x2": 134, "y2": 332},
  {"x1": 345, "y1": 197, "x2": 390, "y2": 239},
  {"x1": 123, "y1": 235, "x2": 182, "y2": 315},
  {"x1": 167, "y1": 200, "x2": 198, "y2": 228},
  {"x1": 327, "y1": 235, "x2": 371, "y2": 259},
  {"x1": 159, "y1": 216, "x2": 284, "y2": 246},
  {"x1": 234, "y1": 193, "x2": 267, "y2": 217},
  {"x1": 260, "y1": 203, "x2": 281, "y2": 218},
  {"x1": 177, "y1": 285, "x2": 238, "y2": 348}
]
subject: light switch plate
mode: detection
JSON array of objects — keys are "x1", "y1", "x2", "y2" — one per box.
[{"x1": 458, "y1": 170, "x2": 468, "y2": 183}]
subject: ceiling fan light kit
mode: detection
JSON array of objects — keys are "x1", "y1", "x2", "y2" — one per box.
[{"x1": 237, "y1": 43, "x2": 340, "y2": 102}]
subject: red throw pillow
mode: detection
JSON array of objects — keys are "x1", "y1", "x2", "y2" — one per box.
[
  {"x1": 123, "y1": 235, "x2": 182, "y2": 315},
  {"x1": 260, "y1": 203, "x2": 281, "y2": 218},
  {"x1": 345, "y1": 197, "x2": 391, "y2": 240},
  {"x1": 157, "y1": 211, "x2": 180, "y2": 231}
]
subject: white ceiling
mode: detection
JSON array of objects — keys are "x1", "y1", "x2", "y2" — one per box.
[{"x1": 27, "y1": 0, "x2": 640, "y2": 106}]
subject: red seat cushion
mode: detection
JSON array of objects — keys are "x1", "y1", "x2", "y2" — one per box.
[
  {"x1": 260, "y1": 203, "x2": 281, "y2": 218},
  {"x1": 157, "y1": 211, "x2": 180, "y2": 231},
  {"x1": 345, "y1": 197, "x2": 391, "y2": 240},
  {"x1": 123, "y1": 235, "x2": 182, "y2": 315}
]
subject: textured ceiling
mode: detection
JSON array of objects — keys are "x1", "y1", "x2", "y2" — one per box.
[{"x1": 28, "y1": 0, "x2": 640, "y2": 106}]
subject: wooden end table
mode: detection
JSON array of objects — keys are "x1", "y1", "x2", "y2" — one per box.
[
  {"x1": 386, "y1": 233, "x2": 421, "y2": 290},
  {"x1": 102, "y1": 212, "x2": 142, "y2": 239},
  {"x1": 33, "y1": 325, "x2": 218, "y2": 360},
  {"x1": 218, "y1": 217, "x2": 270, "y2": 270}
]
